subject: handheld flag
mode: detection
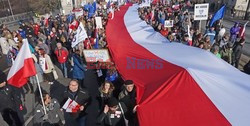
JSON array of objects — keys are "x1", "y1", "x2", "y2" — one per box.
[
  {"x1": 240, "y1": 21, "x2": 249, "y2": 38},
  {"x1": 209, "y1": 5, "x2": 226, "y2": 27},
  {"x1": 72, "y1": 22, "x2": 88, "y2": 48},
  {"x1": 7, "y1": 39, "x2": 36, "y2": 88}
]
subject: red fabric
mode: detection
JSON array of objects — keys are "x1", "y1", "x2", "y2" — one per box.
[
  {"x1": 106, "y1": 4, "x2": 230, "y2": 126},
  {"x1": 84, "y1": 39, "x2": 91, "y2": 49},
  {"x1": 33, "y1": 24, "x2": 40, "y2": 36},
  {"x1": 90, "y1": 37, "x2": 95, "y2": 45},
  {"x1": 108, "y1": 12, "x2": 113, "y2": 20},
  {"x1": 239, "y1": 26, "x2": 245, "y2": 38},
  {"x1": 160, "y1": 29, "x2": 168, "y2": 37},
  {"x1": 54, "y1": 48, "x2": 69, "y2": 63},
  {"x1": 8, "y1": 58, "x2": 36, "y2": 88}
]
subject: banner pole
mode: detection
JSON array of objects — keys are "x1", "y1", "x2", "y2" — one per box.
[{"x1": 35, "y1": 74, "x2": 47, "y2": 115}]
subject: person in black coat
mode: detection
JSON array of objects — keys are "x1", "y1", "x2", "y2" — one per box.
[
  {"x1": 60, "y1": 79, "x2": 90, "y2": 126},
  {"x1": 232, "y1": 38, "x2": 245, "y2": 68},
  {"x1": 118, "y1": 80, "x2": 139, "y2": 126},
  {"x1": 97, "y1": 97, "x2": 127, "y2": 126},
  {"x1": 0, "y1": 71, "x2": 23, "y2": 126}
]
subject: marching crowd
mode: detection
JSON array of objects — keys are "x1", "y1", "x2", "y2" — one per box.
[
  {"x1": 138, "y1": 0, "x2": 250, "y2": 71},
  {"x1": 1, "y1": 0, "x2": 250, "y2": 126},
  {"x1": 0, "y1": 1, "x2": 139, "y2": 126}
]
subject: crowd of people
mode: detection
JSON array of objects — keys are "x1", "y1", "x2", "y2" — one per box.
[
  {"x1": 138, "y1": 0, "x2": 250, "y2": 70},
  {"x1": 0, "y1": 1, "x2": 139, "y2": 126},
  {"x1": 0, "y1": 0, "x2": 250, "y2": 126}
]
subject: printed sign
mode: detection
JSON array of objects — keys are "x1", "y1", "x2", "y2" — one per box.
[
  {"x1": 164, "y1": 20, "x2": 174, "y2": 27},
  {"x1": 83, "y1": 49, "x2": 111, "y2": 62},
  {"x1": 95, "y1": 17, "x2": 103, "y2": 29},
  {"x1": 194, "y1": 3, "x2": 209, "y2": 20}
]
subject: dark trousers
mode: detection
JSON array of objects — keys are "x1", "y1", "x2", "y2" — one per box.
[
  {"x1": 44, "y1": 72, "x2": 54, "y2": 82},
  {"x1": 23, "y1": 81, "x2": 34, "y2": 93},
  {"x1": 1, "y1": 108, "x2": 22, "y2": 126}
]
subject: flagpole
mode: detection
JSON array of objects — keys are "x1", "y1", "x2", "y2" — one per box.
[{"x1": 35, "y1": 74, "x2": 47, "y2": 115}]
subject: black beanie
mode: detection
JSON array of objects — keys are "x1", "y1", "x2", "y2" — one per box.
[
  {"x1": 124, "y1": 80, "x2": 133, "y2": 85},
  {"x1": 0, "y1": 71, "x2": 7, "y2": 84},
  {"x1": 107, "y1": 97, "x2": 119, "y2": 107}
]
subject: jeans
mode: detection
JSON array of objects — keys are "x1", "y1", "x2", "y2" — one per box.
[
  {"x1": 77, "y1": 116, "x2": 86, "y2": 126},
  {"x1": 60, "y1": 63, "x2": 68, "y2": 78}
]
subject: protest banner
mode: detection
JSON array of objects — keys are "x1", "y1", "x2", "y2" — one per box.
[
  {"x1": 95, "y1": 17, "x2": 103, "y2": 29},
  {"x1": 71, "y1": 22, "x2": 88, "y2": 48},
  {"x1": 73, "y1": 8, "x2": 84, "y2": 19},
  {"x1": 164, "y1": 20, "x2": 173, "y2": 27},
  {"x1": 194, "y1": 3, "x2": 209, "y2": 20},
  {"x1": 83, "y1": 49, "x2": 111, "y2": 62}
]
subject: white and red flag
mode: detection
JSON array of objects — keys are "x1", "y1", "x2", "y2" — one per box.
[
  {"x1": 240, "y1": 21, "x2": 249, "y2": 38},
  {"x1": 7, "y1": 39, "x2": 36, "y2": 88},
  {"x1": 106, "y1": 4, "x2": 250, "y2": 126}
]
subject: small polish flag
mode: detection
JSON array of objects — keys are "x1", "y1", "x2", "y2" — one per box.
[{"x1": 7, "y1": 39, "x2": 36, "y2": 88}]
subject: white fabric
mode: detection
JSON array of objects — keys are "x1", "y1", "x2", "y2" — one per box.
[
  {"x1": 39, "y1": 57, "x2": 46, "y2": 71},
  {"x1": 124, "y1": 5, "x2": 250, "y2": 126},
  {"x1": 7, "y1": 39, "x2": 33, "y2": 79},
  {"x1": 71, "y1": 22, "x2": 88, "y2": 48}
]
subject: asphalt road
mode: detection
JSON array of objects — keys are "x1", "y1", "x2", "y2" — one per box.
[{"x1": 0, "y1": 64, "x2": 103, "y2": 126}]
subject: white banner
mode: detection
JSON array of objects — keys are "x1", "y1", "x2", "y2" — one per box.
[
  {"x1": 194, "y1": 3, "x2": 209, "y2": 20},
  {"x1": 83, "y1": 49, "x2": 111, "y2": 62},
  {"x1": 71, "y1": 22, "x2": 88, "y2": 48},
  {"x1": 95, "y1": 17, "x2": 103, "y2": 29},
  {"x1": 74, "y1": 9, "x2": 83, "y2": 19},
  {"x1": 164, "y1": 20, "x2": 173, "y2": 27}
]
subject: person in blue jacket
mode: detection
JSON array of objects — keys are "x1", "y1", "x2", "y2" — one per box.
[{"x1": 72, "y1": 49, "x2": 86, "y2": 88}]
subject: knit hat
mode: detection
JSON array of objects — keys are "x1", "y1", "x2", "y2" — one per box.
[
  {"x1": 0, "y1": 71, "x2": 7, "y2": 84},
  {"x1": 107, "y1": 97, "x2": 119, "y2": 107},
  {"x1": 124, "y1": 80, "x2": 134, "y2": 85}
]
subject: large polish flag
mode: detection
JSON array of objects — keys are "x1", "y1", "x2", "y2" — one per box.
[
  {"x1": 106, "y1": 4, "x2": 250, "y2": 126},
  {"x1": 7, "y1": 39, "x2": 36, "y2": 88}
]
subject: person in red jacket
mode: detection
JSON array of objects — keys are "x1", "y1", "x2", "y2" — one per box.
[
  {"x1": 54, "y1": 43, "x2": 69, "y2": 78},
  {"x1": 33, "y1": 23, "x2": 40, "y2": 36},
  {"x1": 84, "y1": 38, "x2": 92, "y2": 49}
]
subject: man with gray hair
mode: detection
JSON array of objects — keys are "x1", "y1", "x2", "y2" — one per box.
[{"x1": 54, "y1": 42, "x2": 69, "y2": 78}]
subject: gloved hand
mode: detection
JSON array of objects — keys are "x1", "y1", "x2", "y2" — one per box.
[{"x1": 43, "y1": 114, "x2": 48, "y2": 120}]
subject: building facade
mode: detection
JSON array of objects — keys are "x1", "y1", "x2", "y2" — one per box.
[{"x1": 61, "y1": 0, "x2": 93, "y2": 15}]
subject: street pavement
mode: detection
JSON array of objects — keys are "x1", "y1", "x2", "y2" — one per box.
[{"x1": 0, "y1": 64, "x2": 102, "y2": 126}]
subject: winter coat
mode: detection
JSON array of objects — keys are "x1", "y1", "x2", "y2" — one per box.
[
  {"x1": 97, "y1": 102, "x2": 127, "y2": 126},
  {"x1": 204, "y1": 29, "x2": 216, "y2": 45},
  {"x1": 72, "y1": 54, "x2": 85, "y2": 80},
  {"x1": 54, "y1": 47, "x2": 69, "y2": 63},
  {"x1": 0, "y1": 37, "x2": 9, "y2": 55},
  {"x1": 0, "y1": 85, "x2": 22, "y2": 112},
  {"x1": 60, "y1": 87, "x2": 90, "y2": 119},
  {"x1": 233, "y1": 43, "x2": 243, "y2": 60},
  {"x1": 34, "y1": 99, "x2": 65, "y2": 125}
]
